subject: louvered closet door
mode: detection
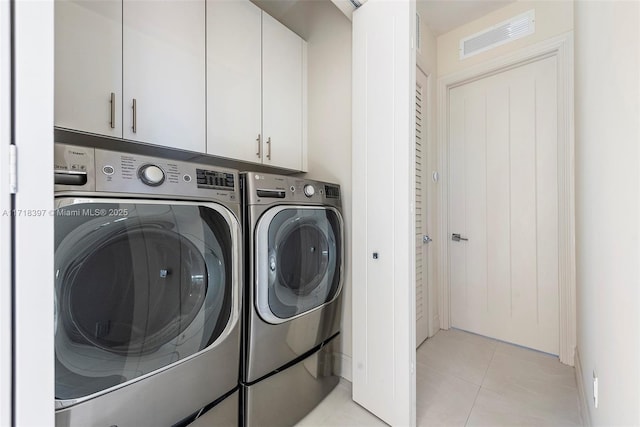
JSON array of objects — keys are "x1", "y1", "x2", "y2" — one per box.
[{"x1": 415, "y1": 67, "x2": 429, "y2": 347}]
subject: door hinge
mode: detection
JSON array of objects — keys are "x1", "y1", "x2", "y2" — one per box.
[{"x1": 9, "y1": 144, "x2": 17, "y2": 194}]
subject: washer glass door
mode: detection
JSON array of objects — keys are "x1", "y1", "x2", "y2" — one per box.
[
  {"x1": 256, "y1": 207, "x2": 343, "y2": 323},
  {"x1": 54, "y1": 199, "x2": 238, "y2": 405}
]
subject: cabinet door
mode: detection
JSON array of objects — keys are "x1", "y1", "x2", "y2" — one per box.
[
  {"x1": 262, "y1": 12, "x2": 304, "y2": 170},
  {"x1": 55, "y1": 0, "x2": 122, "y2": 137},
  {"x1": 123, "y1": 0, "x2": 205, "y2": 152},
  {"x1": 207, "y1": 0, "x2": 262, "y2": 163}
]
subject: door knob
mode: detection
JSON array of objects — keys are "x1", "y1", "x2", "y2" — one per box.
[
  {"x1": 452, "y1": 233, "x2": 468, "y2": 242},
  {"x1": 423, "y1": 235, "x2": 432, "y2": 244}
]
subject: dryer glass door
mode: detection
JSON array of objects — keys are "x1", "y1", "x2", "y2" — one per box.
[
  {"x1": 54, "y1": 199, "x2": 238, "y2": 405},
  {"x1": 256, "y1": 207, "x2": 343, "y2": 323}
]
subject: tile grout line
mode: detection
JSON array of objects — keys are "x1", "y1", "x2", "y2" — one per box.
[
  {"x1": 416, "y1": 366, "x2": 480, "y2": 427},
  {"x1": 464, "y1": 342, "x2": 498, "y2": 426},
  {"x1": 418, "y1": 343, "x2": 501, "y2": 391},
  {"x1": 480, "y1": 342, "x2": 499, "y2": 385},
  {"x1": 416, "y1": 359, "x2": 486, "y2": 389},
  {"x1": 463, "y1": 385, "x2": 482, "y2": 427}
]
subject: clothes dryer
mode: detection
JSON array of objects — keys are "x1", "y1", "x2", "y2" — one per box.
[
  {"x1": 241, "y1": 172, "x2": 344, "y2": 426},
  {"x1": 54, "y1": 144, "x2": 241, "y2": 426}
]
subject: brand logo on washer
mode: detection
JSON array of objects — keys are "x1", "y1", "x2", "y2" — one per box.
[{"x1": 68, "y1": 150, "x2": 86, "y2": 156}]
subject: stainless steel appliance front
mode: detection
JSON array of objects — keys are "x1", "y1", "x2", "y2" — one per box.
[
  {"x1": 54, "y1": 144, "x2": 242, "y2": 426},
  {"x1": 242, "y1": 172, "x2": 344, "y2": 426}
]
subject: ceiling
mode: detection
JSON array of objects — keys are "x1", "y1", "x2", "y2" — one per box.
[
  {"x1": 251, "y1": 0, "x2": 298, "y2": 19},
  {"x1": 252, "y1": 0, "x2": 518, "y2": 38},
  {"x1": 417, "y1": 0, "x2": 516, "y2": 36}
]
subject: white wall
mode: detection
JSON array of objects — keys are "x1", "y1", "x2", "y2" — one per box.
[
  {"x1": 300, "y1": 1, "x2": 353, "y2": 380},
  {"x1": 437, "y1": 0, "x2": 573, "y2": 77},
  {"x1": 416, "y1": 4, "x2": 440, "y2": 337},
  {"x1": 574, "y1": 1, "x2": 640, "y2": 425},
  {"x1": 257, "y1": 0, "x2": 354, "y2": 379}
]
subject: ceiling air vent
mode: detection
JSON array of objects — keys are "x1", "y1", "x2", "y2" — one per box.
[{"x1": 459, "y1": 10, "x2": 535, "y2": 59}]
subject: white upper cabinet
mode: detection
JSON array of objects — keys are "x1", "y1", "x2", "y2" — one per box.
[
  {"x1": 206, "y1": 0, "x2": 307, "y2": 171},
  {"x1": 207, "y1": 0, "x2": 262, "y2": 163},
  {"x1": 55, "y1": 0, "x2": 122, "y2": 137},
  {"x1": 123, "y1": 0, "x2": 205, "y2": 152},
  {"x1": 55, "y1": 0, "x2": 205, "y2": 152},
  {"x1": 55, "y1": 0, "x2": 304, "y2": 166},
  {"x1": 262, "y1": 12, "x2": 306, "y2": 171}
]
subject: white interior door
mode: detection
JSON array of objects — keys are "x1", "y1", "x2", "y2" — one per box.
[
  {"x1": 449, "y1": 56, "x2": 559, "y2": 355},
  {"x1": 415, "y1": 67, "x2": 429, "y2": 347},
  {"x1": 352, "y1": 0, "x2": 416, "y2": 425}
]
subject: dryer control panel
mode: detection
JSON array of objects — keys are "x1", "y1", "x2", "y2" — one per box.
[
  {"x1": 243, "y1": 172, "x2": 341, "y2": 208},
  {"x1": 54, "y1": 144, "x2": 239, "y2": 204}
]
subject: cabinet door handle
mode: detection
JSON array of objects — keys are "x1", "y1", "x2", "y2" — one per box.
[
  {"x1": 266, "y1": 137, "x2": 271, "y2": 160},
  {"x1": 110, "y1": 92, "x2": 116, "y2": 129},
  {"x1": 132, "y1": 98, "x2": 137, "y2": 133},
  {"x1": 256, "y1": 134, "x2": 261, "y2": 158}
]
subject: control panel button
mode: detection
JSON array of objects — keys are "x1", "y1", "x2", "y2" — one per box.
[
  {"x1": 102, "y1": 165, "x2": 115, "y2": 176},
  {"x1": 303, "y1": 184, "x2": 315, "y2": 197},
  {"x1": 183, "y1": 174, "x2": 192, "y2": 183},
  {"x1": 138, "y1": 164, "x2": 165, "y2": 186}
]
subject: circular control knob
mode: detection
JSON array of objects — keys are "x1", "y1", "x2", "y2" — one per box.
[
  {"x1": 138, "y1": 164, "x2": 165, "y2": 186},
  {"x1": 303, "y1": 184, "x2": 315, "y2": 197}
]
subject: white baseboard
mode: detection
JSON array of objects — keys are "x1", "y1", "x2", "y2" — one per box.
[
  {"x1": 575, "y1": 348, "x2": 593, "y2": 426},
  {"x1": 333, "y1": 352, "x2": 352, "y2": 382}
]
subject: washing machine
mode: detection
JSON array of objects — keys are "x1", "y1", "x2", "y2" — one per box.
[
  {"x1": 54, "y1": 144, "x2": 242, "y2": 427},
  {"x1": 241, "y1": 172, "x2": 344, "y2": 426}
]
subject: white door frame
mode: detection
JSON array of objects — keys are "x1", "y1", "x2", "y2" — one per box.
[
  {"x1": 437, "y1": 32, "x2": 576, "y2": 365},
  {"x1": 0, "y1": 0, "x2": 12, "y2": 424},
  {"x1": 13, "y1": 0, "x2": 55, "y2": 424}
]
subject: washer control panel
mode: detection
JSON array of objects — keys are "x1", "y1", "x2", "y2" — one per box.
[
  {"x1": 54, "y1": 144, "x2": 239, "y2": 204},
  {"x1": 95, "y1": 150, "x2": 238, "y2": 202}
]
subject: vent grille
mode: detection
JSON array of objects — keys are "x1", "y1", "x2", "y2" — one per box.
[{"x1": 460, "y1": 10, "x2": 535, "y2": 59}]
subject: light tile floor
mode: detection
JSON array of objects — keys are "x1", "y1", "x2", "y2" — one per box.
[{"x1": 297, "y1": 329, "x2": 583, "y2": 426}]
